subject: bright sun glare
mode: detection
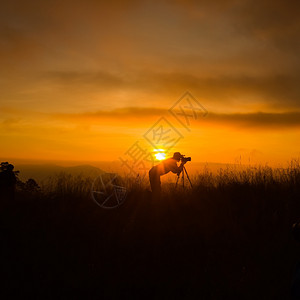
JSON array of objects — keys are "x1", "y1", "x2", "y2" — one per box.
[{"x1": 154, "y1": 149, "x2": 166, "y2": 161}]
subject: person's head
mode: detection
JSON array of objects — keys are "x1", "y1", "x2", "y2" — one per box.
[{"x1": 172, "y1": 152, "x2": 182, "y2": 162}]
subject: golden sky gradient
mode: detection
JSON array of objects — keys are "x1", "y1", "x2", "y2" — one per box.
[{"x1": 1, "y1": 0, "x2": 300, "y2": 167}]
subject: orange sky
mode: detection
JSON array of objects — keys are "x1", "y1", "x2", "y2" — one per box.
[{"x1": 1, "y1": 0, "x2": 300, "y2": 167}]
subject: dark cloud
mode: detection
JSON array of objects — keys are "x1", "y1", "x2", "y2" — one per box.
[
  {"x1": 207, "y1": 111, "x2": 300, "y2": 128},
  {"x1": 53, "y1": 107, "x2": 300, "y2": 129},
  {"x1": 42, "y1": 70, "x2": 300, "y2": 110}
]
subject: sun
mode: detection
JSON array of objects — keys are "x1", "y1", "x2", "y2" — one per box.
[
  {"x1": 154, "y1": 149, "x2": 166, "y2": 161},
  {"x1": 155, "y1": 153, "x2": 166, "y2": 160}
]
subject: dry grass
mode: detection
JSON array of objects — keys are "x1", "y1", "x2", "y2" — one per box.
[{"x1": 1, "y1": 160, "x2": 300, "y2": 298}]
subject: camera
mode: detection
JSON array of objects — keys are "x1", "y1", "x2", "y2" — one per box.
[{"x1": 180, "y1": 155, "x2": 191, "y2": 164}]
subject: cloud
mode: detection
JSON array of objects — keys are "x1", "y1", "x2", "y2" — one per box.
[
  {"x1": 43, "y1": 71, "x2": 126, "y2": 88},
  {"x1": 1, "y1": 0, "x2": 300, "y2": 113},
  {"x1": 53, "y1": 107, "x2": 167, "y2": 121},
  {"x1": 233, "y1": 0, "x2": 300, "y2": 54},
  {"x1": 53, "y1": 107, "x2": 300, "y2": 129},
  {"x1": 206, "y1": 111, "x2": 300, "y2": 128},
  {"x1": 4, "y1": 105, "x2": 300, "y2": 129},
  {"x1": 170, "y1": 0, "x2": 300, "y2": 55},
  {"x1": 42, "y1": 70, "x2": 300, "y2": 110}
]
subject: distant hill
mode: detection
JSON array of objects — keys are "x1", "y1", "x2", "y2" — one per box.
[
  {"x1": 14, "y1": 164, "x2": 106, "y2": 183},
  {"x1": 3, "y1": 158, "x2": 248, "y2": 183}
]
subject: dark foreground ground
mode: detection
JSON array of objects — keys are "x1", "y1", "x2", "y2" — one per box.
[{"x1": 1, "y1": 180, "x2": 300, "y2": 299}]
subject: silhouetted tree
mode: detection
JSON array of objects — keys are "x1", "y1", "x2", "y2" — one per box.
[
  {"x1": 24, "y1": 178, "x2": 40, "y2": 193},
  {"x1": 0, "y1": 162, "x2": 18, "y2": 204}
]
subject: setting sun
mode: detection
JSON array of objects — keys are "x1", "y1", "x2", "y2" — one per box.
[{"x1": 154, "y1": 149, "x2": 166, "y2": 161}]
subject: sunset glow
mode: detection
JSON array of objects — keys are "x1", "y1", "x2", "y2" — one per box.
[{"x1": 0, "y1": 1, "x2": 299, "y2": 167}]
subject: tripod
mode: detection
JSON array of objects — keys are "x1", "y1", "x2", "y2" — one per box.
[{"x1": 175, "y1": 166, "x2": 193, "y2": 189}]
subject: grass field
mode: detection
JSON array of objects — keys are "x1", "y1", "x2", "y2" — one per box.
[{"x1": 1, "y1": 161, "x2": 300, "y2": 299}]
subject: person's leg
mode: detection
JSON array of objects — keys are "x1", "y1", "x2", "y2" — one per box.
[{"x1": 149, "y1": 170, "x2": 161, "y2": 199}]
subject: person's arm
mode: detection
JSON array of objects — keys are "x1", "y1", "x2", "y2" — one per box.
[{"x1": 169, "y1": 160, "x2": 184, "y2": 175}]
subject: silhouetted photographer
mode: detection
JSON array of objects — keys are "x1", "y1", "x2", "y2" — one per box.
[{"x1": 149, "y1": 152, "x2": 191, "y2": 198}]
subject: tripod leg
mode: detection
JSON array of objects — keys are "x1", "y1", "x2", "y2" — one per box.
[
  {"x1": 183, "y1": 166, "x2": 193, "y2": 188},
  {"x1": 182, "y1": 167, "x2": 184, "y2": 188}
]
